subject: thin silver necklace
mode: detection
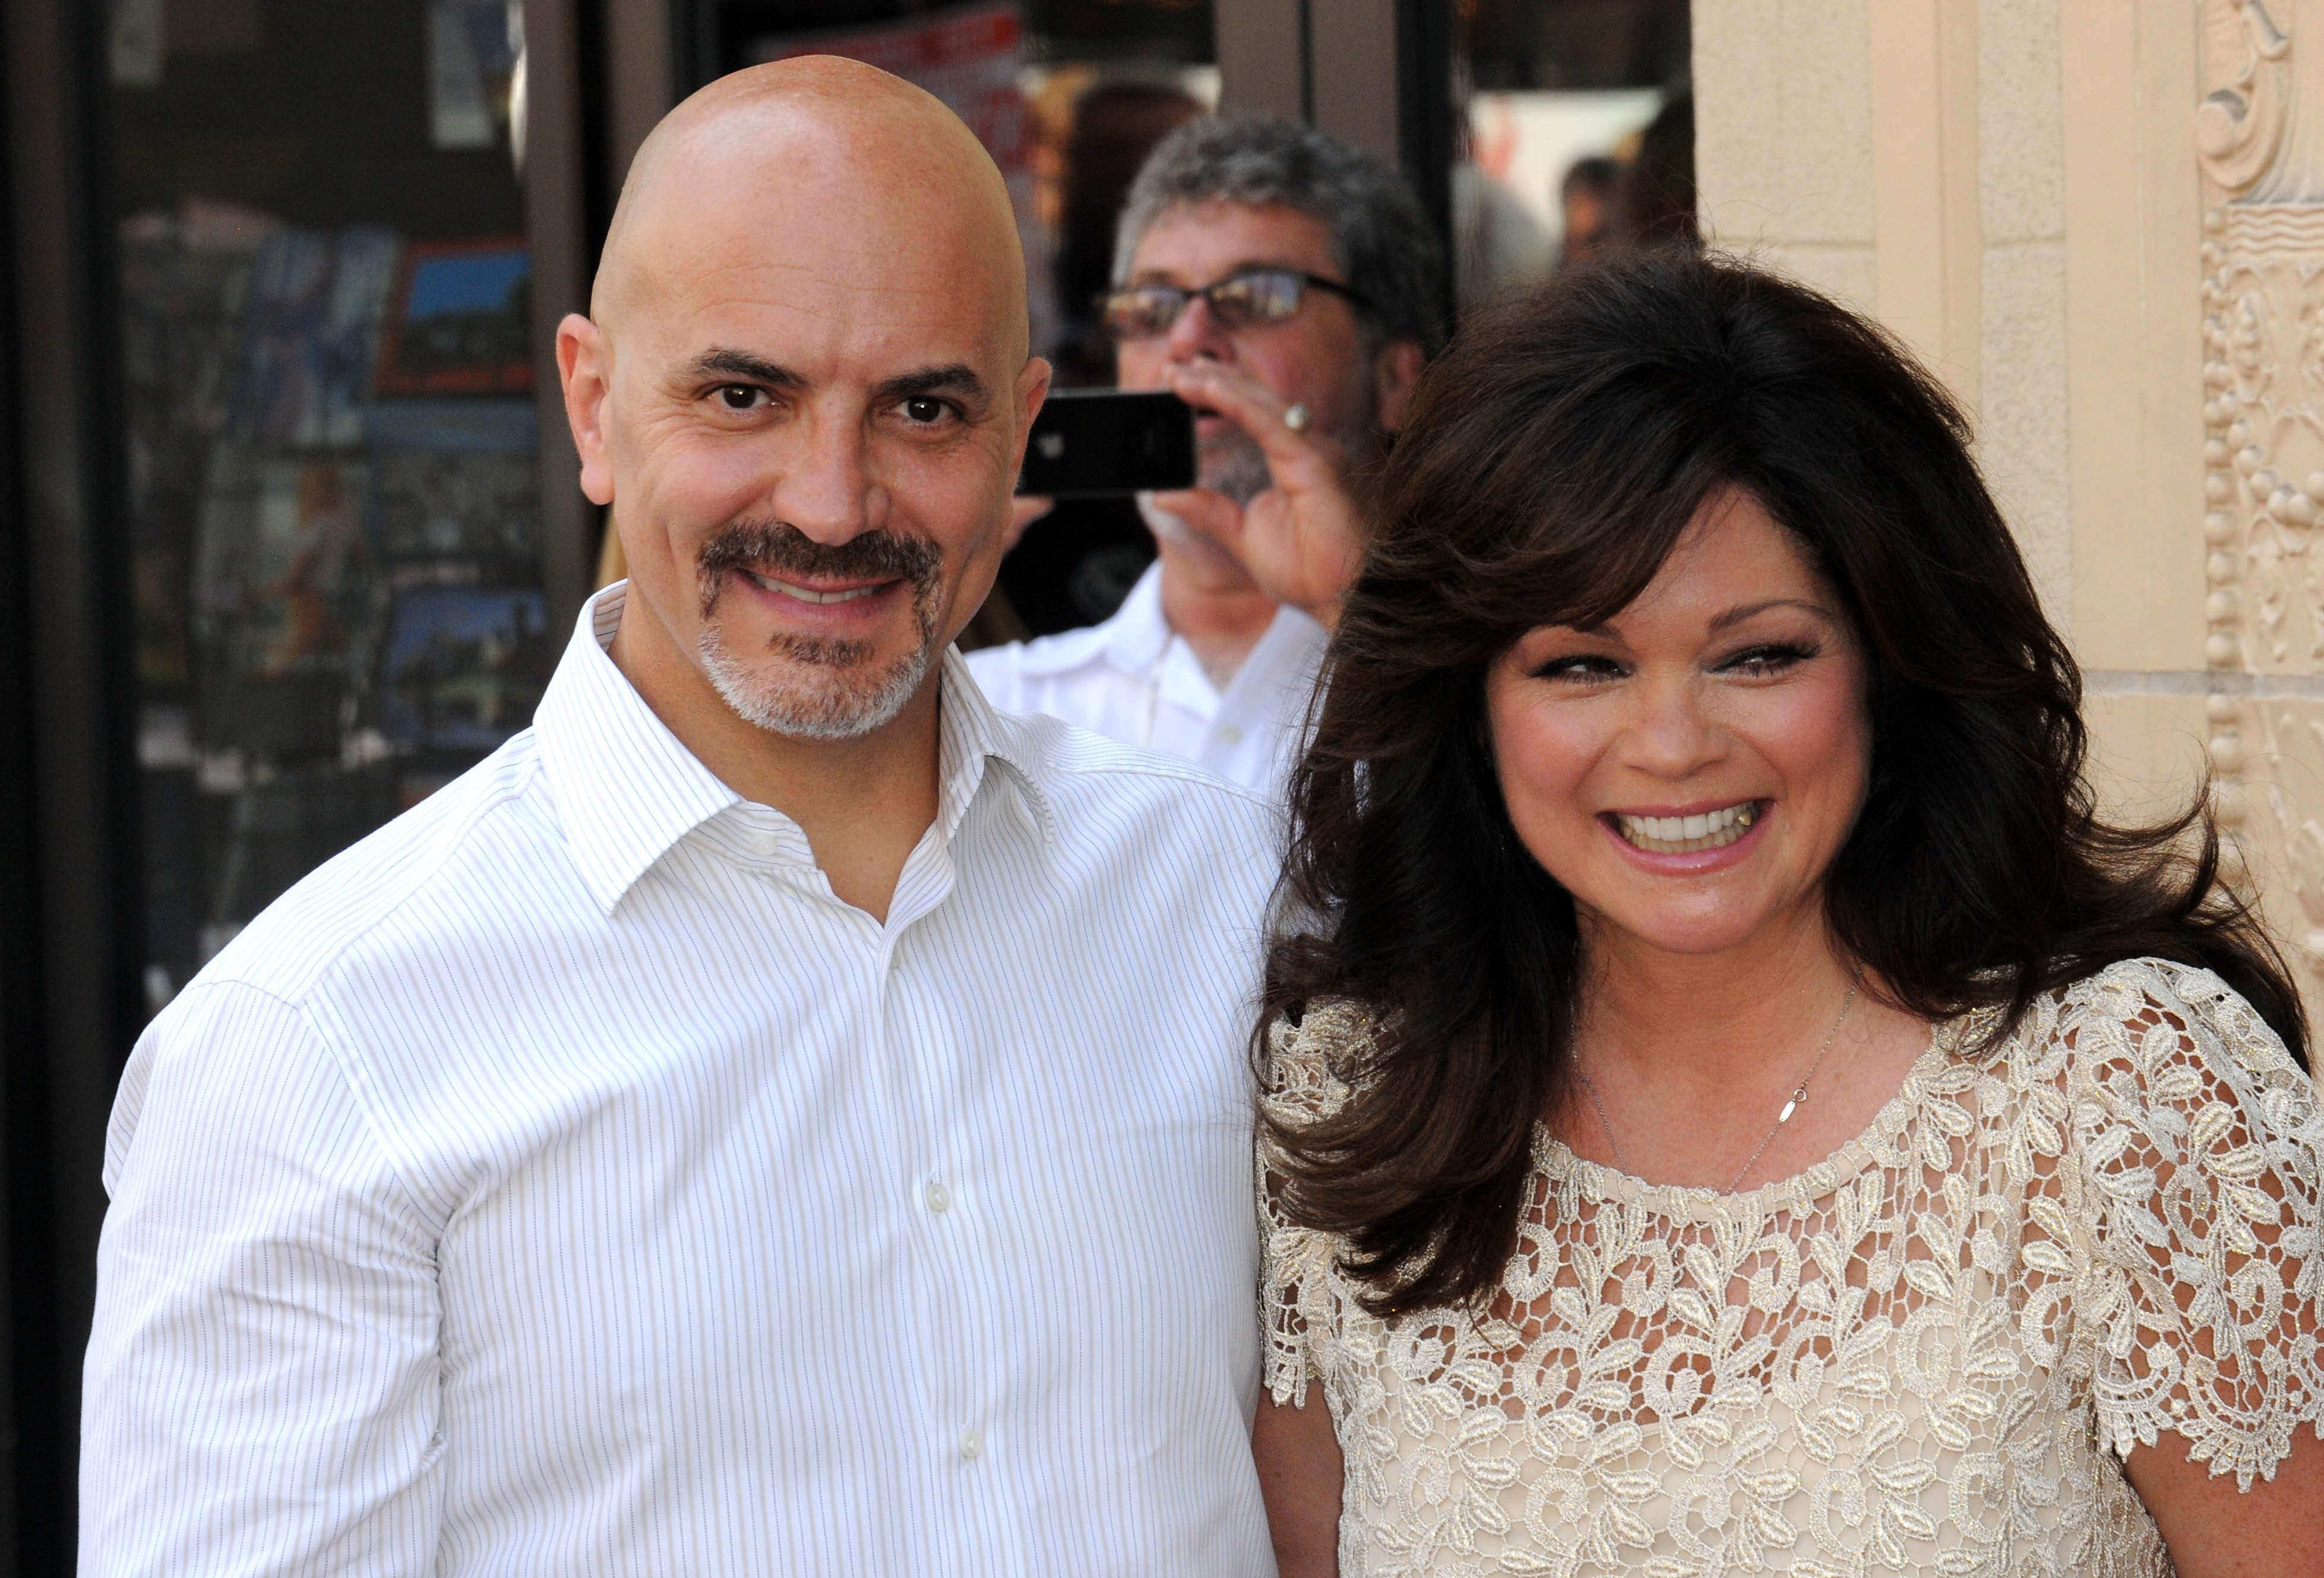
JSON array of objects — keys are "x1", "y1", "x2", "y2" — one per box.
[{"x1": 1574, "y1": 979, "x2": 1860, "y2": 1194}]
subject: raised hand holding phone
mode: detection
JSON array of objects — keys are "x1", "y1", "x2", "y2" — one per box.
[{"x1": 1151, "y1": 360, "x2": 1366, "y2": 631}]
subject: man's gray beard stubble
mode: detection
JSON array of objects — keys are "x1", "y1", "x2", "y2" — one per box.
[
  {"x1": 1194, "y1": 380, "x2": 1382, "y2": 508},
  {"x1": 1200, "y1": 426, "x2": 1274, "y2": 507},
  {"x1": 694, "y1": 520, "x2": 943, "y2": 741},
  {"x1": 699, "y1": 627, "x2": 933, "y2": 741}
]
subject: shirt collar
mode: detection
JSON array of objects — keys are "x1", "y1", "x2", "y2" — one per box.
[
  {"x1": 1106, "y1": 561, "x2": 1330, "y2": 704},
  {"x1": 536, "y1": 583, "x2": 1056, "y2": 916},
  {"x1": 934, "y1": 645, "x2": 1057, "y2": 849},
  {"x1": 1098, "y1": 563, "x2": 1172, "y2": 672}
]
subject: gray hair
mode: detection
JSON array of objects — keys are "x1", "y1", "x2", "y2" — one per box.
[{"x1": 1113, "y1": 115, "x2": 1446, "y2": 357}]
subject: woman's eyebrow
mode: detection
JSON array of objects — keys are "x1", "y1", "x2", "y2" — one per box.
[{"x1": 1707, "y1": 597, "x2": 1829, "y2": 634}]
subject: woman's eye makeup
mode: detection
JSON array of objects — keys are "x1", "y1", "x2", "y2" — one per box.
[
  {"x1": 1529, "y1": 653, "x2": 1629, "y2": 683},
  {"x1": 1523, "y1": 638, "x2": 1824, "y2": 684},
  {"x1": 1716, "y1": 640, "x2": 1822, "y2": 676}
]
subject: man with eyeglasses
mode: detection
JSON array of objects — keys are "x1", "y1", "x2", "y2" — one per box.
[{"x1": 970, "y1": 115, "x2": 1446, "y2": 796}]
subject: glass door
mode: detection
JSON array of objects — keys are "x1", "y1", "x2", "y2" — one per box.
[
  {"x1": 105, "y1": 0, "x2": 559, "y2": 1007},
  {"x1": 1450, "y1": 0, "x2": 1692, "y2": 311}
]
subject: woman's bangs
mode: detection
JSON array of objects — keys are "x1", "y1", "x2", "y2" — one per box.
[{"x1": 1457, "y1": 447, "x2": 1729, "y2": 649}]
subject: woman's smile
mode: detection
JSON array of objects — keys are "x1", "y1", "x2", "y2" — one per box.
[{"x1": 1604, "y1": 798, "x2": 1764, "y2": 854}]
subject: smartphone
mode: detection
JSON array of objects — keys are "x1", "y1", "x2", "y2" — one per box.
[{"x1": 1016, "y1": 388, "x2": 1197, "y2": 498}]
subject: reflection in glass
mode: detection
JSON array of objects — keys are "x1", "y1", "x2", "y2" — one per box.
[
  {"x1": 110, "y1": 1, "x2": 549, "y2": 1009},
  {"x1": 1452, "y1": 0, "x2": 1693, "y2": 311}
]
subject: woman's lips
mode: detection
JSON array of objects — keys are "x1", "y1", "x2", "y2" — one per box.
[
  {"x1": 1596, "y1": 799, "x2": 1772, "y2": 871},
  {"x1": 1610, "y1": 800, "x2": 1762, "y2": 854}
]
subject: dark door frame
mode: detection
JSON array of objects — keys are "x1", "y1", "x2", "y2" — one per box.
[
  {"x1": 1215, "y1": 0, "x2": 1455, "y2": 327},
  {"x1": 0, "y1": 4, "x2": 614, "y2": 1572},
  {"x1": 1, "y1": 0, "x2": 148, "y2": 1571}
]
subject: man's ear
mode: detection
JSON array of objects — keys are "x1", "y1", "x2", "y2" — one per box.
[
  {"x1": 1010, "y1": 355, "x2": 1054, "y2": 475},
  {"x1": 558, "y1": 313, "x2": 616, "y2": 507},
  {"x1": 1372, "y1": 337, "x2": 1427, "y2": 436}
]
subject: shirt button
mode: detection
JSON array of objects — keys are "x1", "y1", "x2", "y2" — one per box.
[
  {"x1": 959, "y1": 1430, "x2": 983, "y2": 1461},
  {"x1": 1218, "y1": 725, "x2": 1243, "y2": 747},
  {"x1": 924, "y1": 1179, "x2": 951, "y2": 1215},
  {"x1": 749, "y1": 828, "x2": 781, "y2": 856}
]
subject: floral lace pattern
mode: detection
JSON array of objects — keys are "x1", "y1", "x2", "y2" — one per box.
[{"x1": 1259, "y1": 959, "x2": 2324, "y2": 1577}]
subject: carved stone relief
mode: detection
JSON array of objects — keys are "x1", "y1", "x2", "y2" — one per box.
[{"x1": 2199, "y1": 0, "x2": 2324, "y2": 976}]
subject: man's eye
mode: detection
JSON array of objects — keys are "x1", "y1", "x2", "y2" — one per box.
[
  {"x1": 901, "y1": 396, "x2": 951, "y2": 425},
  {"x1": 716, "y1": 385, "x2": 765, "y2": 411}
]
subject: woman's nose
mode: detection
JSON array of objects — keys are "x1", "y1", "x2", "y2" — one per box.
[{"x1": 1620, "y1": 676, "x2": 1726, "y2": 777}]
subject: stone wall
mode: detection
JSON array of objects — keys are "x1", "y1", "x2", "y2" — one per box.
[{"x1": 1697, "y1": 1, "x2": 2324, "y2": 1019}]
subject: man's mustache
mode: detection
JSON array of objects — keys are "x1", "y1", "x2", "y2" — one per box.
[{"x1": 696, "y1": 520, "x2": 942, "y2": 618}]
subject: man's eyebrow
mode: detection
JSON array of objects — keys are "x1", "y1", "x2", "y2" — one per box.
[
  {"x1": 1128, "y1": 258, "x2": 1302, "y2": 286},
  {"x1": 687, "y1": 348, "x2": 806, "y2": 388},
  {"x1": 1708, "y1": 597, "x2": 1831, "y2": 634},
  {"x1": 873, "y1": 364, "x2": 989, "y2": 404}
]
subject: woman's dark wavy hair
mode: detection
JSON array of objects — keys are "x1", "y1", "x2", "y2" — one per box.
[{"x1": 1262, "y1": 249, "x2": 2308, "y2": 1315}]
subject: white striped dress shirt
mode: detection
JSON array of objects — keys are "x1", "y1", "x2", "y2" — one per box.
[
  {"x1": 967, "y1": 564, "x2": 1329, "y2": 799},
  {"x1": 82, "y1": 584, "x2": 1284, "y2": 1577}
]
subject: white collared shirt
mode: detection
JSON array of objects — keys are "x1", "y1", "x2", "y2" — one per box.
[
  {"x1": 83, "y1": 584, "x2": 1282, "y2": 1577},
  {"x1": 967, "y1": 564, "x2": 1328, "y2": 799}
]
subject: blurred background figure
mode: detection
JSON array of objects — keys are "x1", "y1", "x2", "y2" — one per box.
[
  {"x1": 1045, "y1": 79, "x2": 1204, "y2": 387},
  {"x1": 1557, "y1": 153, "x2": 1622, "y2": 267},
  {"x1": 1451, "y1": 0, "x2": 1689, "y2": 309},
  {"x1": 1619, "y1": 88, "x2": 1699, "y2": 251},
  {"x1": 969, "y1": 115, "x2": 1443, "y2": 795},
  {"x1": 991, "y1": 71, "x2": 1206, "y2": 644}
]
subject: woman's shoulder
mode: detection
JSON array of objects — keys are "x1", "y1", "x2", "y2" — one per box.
[
  {"x1": 2028, "y1": 960, "x2": 2324, "y2": 1485},
  {"x1": 1992, "y1": 956, "x2": 2317, "y2": 1143},
  {"x1": 1261, "y1": 997, "x2": 1386, "y2": 1122},
  {"x1": 2035, "y1": 955, "x2": 2292, "y2": 1075}
]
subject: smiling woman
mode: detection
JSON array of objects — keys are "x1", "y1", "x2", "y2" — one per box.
[{"x1": 1249, "y1": 251, "x2": 2324, "y2": 1577}]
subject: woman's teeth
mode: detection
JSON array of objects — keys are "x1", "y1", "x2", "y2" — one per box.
[
  {"x1": 1614, "y1": 802, "x2": 1759, "y2": 854},
  {"x1": 745, "y1": 571, "x2": 881, "y2": 605}
]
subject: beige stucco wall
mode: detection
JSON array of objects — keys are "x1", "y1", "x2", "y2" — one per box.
[{"x1": 1696, "y1": 1, "x2": 2324, "y2": 1016}]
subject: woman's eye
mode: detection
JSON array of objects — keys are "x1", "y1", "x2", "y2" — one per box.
[
  {"x1": 715, "y1": 385, "x2": 765, "y2": 411},
  {"x1": 1721, "y1": 643, "x2": 1816, "y2": 676},
  {"x1": 1532, "y1": 654, "x2": 1626, "y2": 684},
  {"x1": 900, "y1": 395, "x2": 951, "y2": 425}
]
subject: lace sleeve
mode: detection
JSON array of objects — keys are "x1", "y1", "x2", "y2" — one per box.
[
  {"x1": 1256, "y1": 1003, "x2": 1367, "y2": 1409},
  {"x1": 2065, "y1": 960, "x2": 2324, "y2": 1488}
]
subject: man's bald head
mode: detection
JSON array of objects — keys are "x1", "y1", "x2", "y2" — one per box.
[
  {"x1": 593, "y1": 57, "x2": 1028, "y2": 358},
  {"x1": 555, "y1": 54, "x2": 1050, "y2": 753}
]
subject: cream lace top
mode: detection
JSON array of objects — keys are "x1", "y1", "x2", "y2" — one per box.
[{"x1": 1259, "y1": 959, "x2": 2324, "y2": 1577}]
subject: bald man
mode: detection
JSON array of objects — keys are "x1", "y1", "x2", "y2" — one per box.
[{"x1": 83, "y1": 62, "x2": 1282, "y2": 1576}]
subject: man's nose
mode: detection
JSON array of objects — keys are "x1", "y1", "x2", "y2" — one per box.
[
  {"x1": 1164, "y1": 293, "x2": 1234, "y2": 363},
  {"x1": 766, "y1": 409, "x2": 876, "y2": 545}
]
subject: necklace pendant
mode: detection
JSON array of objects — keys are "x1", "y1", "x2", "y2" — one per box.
[{"x1": 1777, "y1": 1095, "x2": 1802, "y2": 1124}]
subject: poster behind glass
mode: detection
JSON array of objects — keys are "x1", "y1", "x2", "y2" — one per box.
[
  {"x1": 1452, "y1": 0, "x2": 1692, "y2": 312},
  {"x1": 108, "y1": 0, "x2": 552, "y2": 1008}
]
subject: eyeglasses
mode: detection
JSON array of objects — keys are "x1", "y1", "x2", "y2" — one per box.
[{"x1": 1096, "y1": 267, "x2": 1373, "y2": 342}]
